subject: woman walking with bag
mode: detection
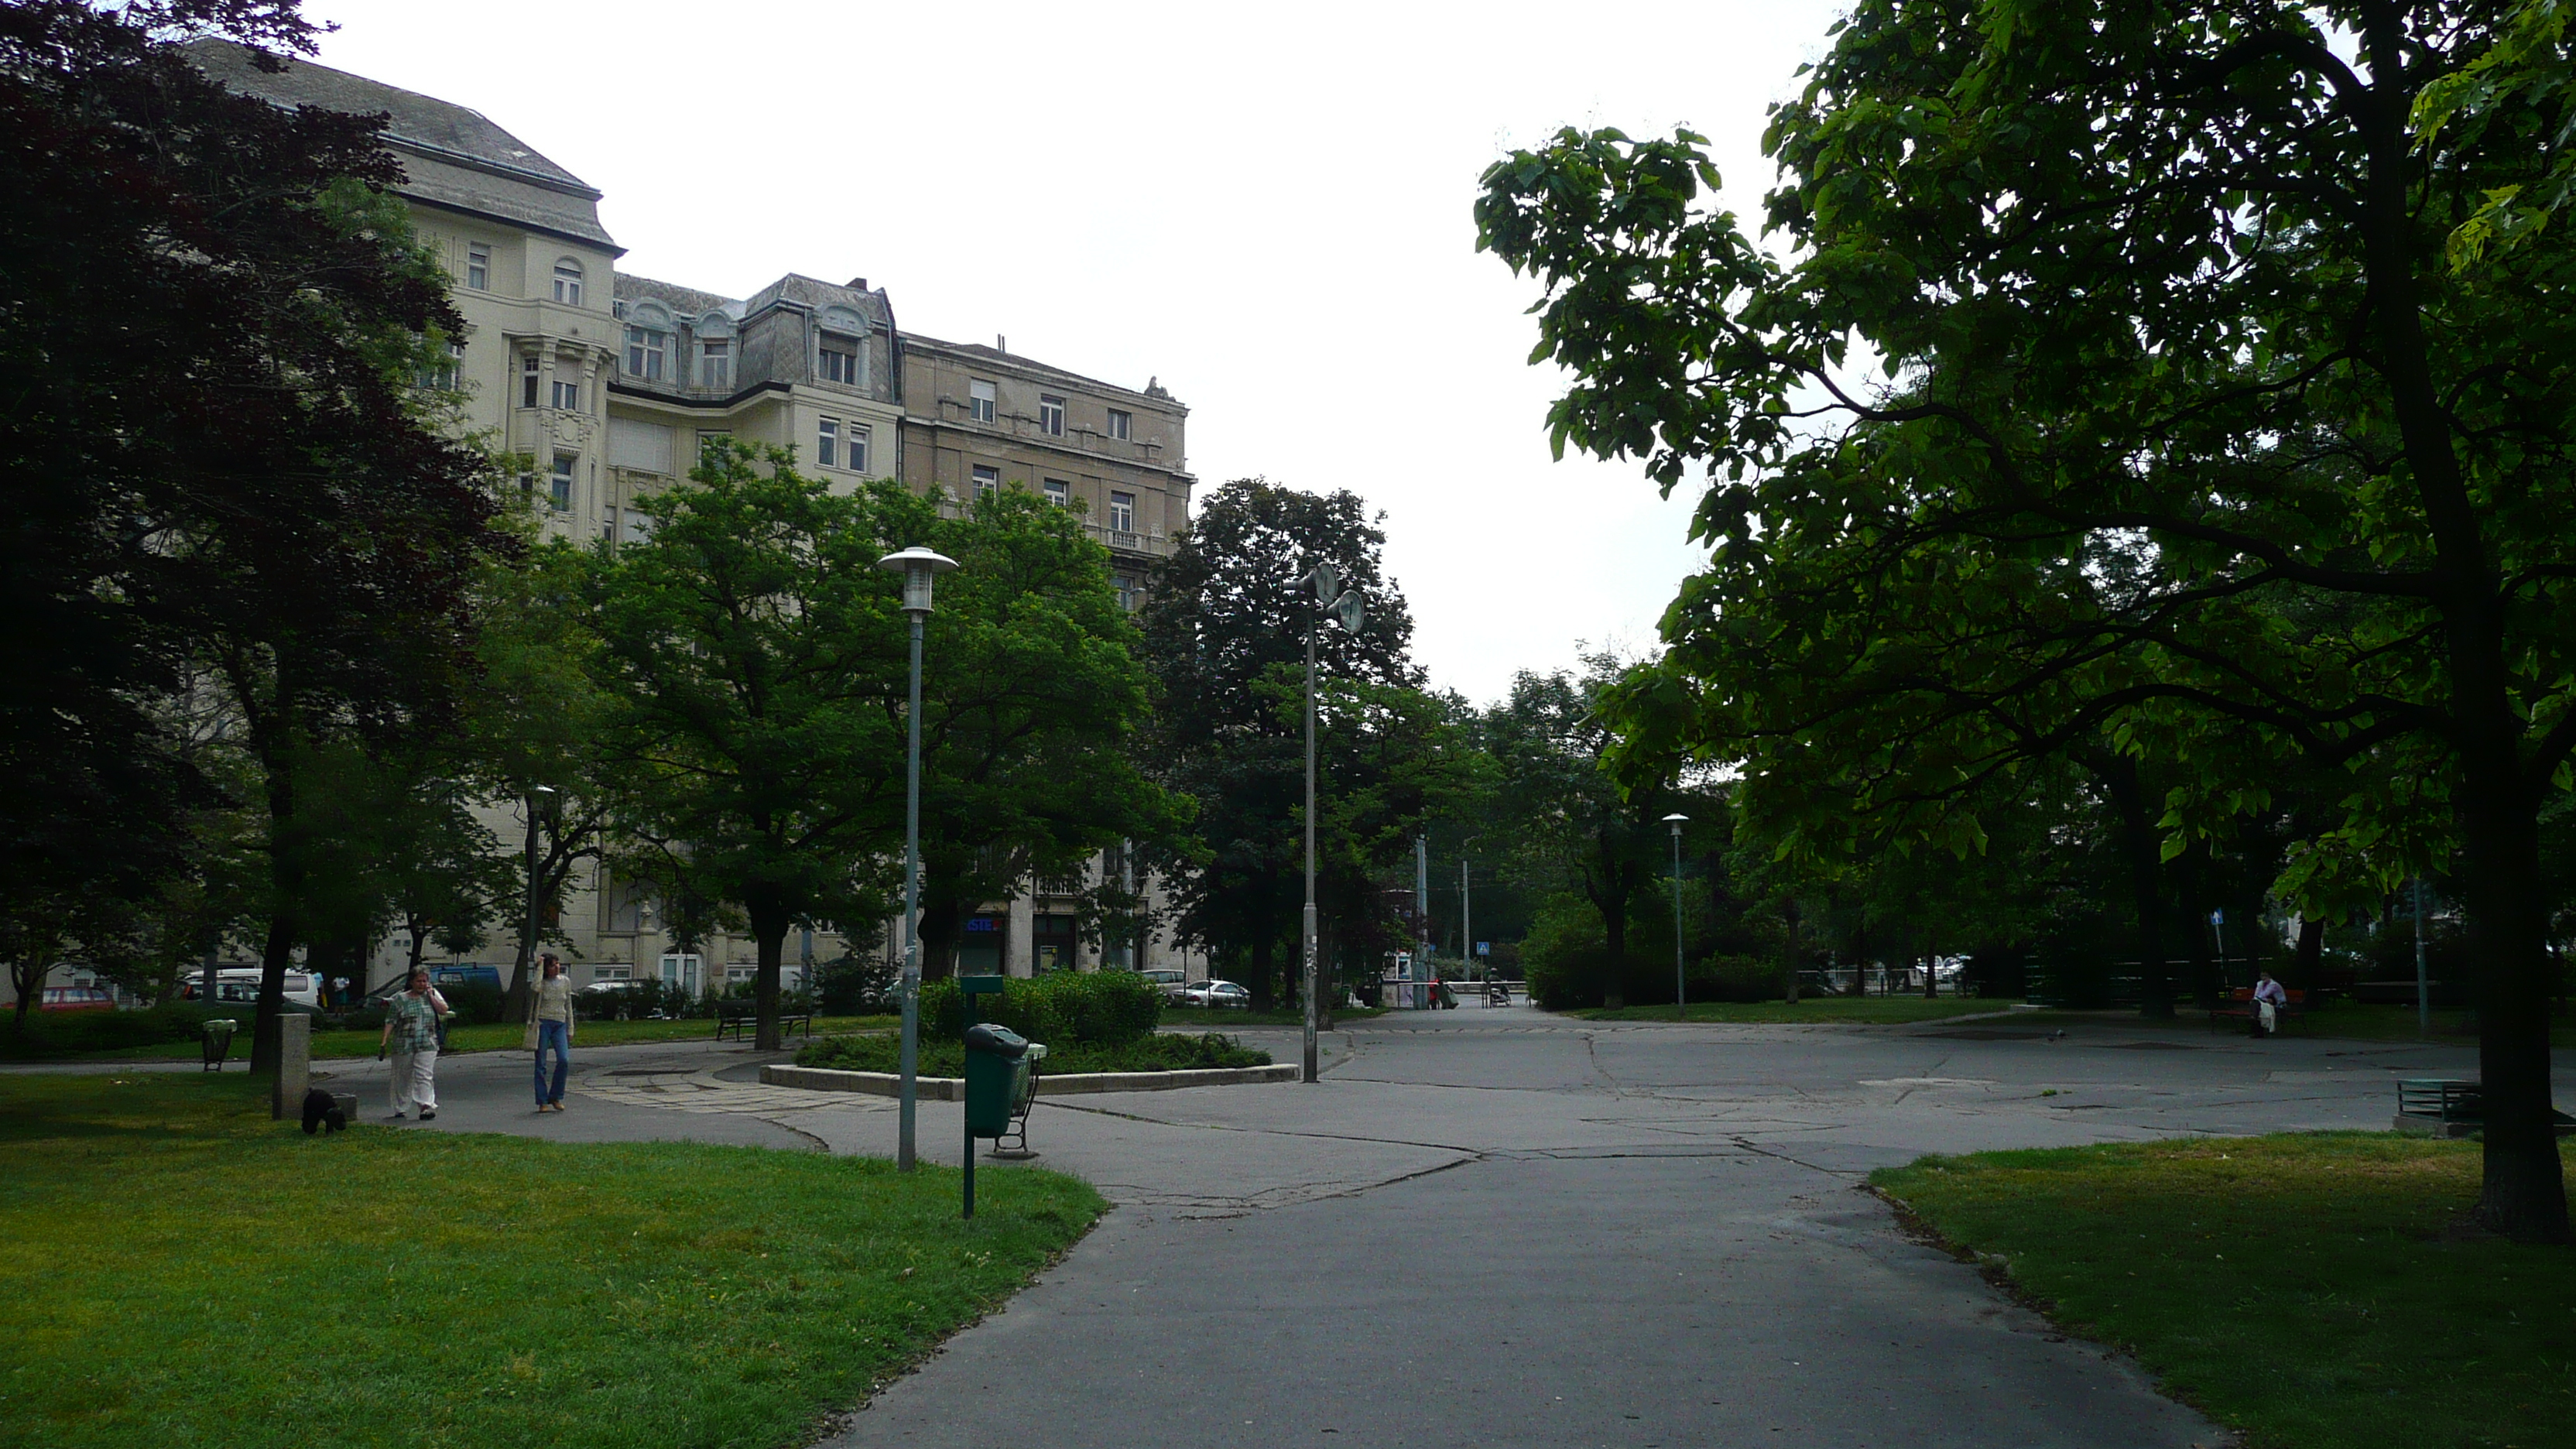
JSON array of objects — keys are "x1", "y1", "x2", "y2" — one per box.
[
  {"x1": 378, "y1": 969, "x2": 448, "y2": 1121},
  {"x1": 527, "y1": 954, "x2": 576, "y2": 1112}
]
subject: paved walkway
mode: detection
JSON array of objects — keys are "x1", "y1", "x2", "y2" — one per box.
[{"x1": 29, "y1": 1009, "x2": 2543, "y2": 1447}]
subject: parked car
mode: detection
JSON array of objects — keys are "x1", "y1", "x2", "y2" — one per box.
[
  {"x1": 1140, "y1": 968, "x2": 1187, "y2": 1000},
  {"x1": 38, "y1": 985, "x2": 115, "y2": 1013},
  {"x1": 1180, "y1": 978, "x2": 1250, "y2": 1009},
  {"x1": 181, "y1": 969, "x2": 319, "y2": 1009}
]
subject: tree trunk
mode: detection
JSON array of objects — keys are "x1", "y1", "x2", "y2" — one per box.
[
  {"x1": 1923, "y1": 951, "x2": 1938, "y2": 999},
  {"x1": 2450, "y1": 756, "x2": 2570, "y2": 1242},
  {"x1": 1249, "y1": 932, "x2": 1275, "y2": 1012},
  {"x1": 251, "y1": 742, "x2": 300, "y2": 1074},
  {"x1": 2098, "y1": 753, "x2": 2176, "y2": 1019},
  {"x1": 2292, "y1": 916, "x2": 2323, "y2": 988},
  {"x1": 745, "y1": 889, "x2": 790, "y2": 1053},
  {"x1": 1782, "y1": 898, "x2": 1801, "y2": 1004},
  {"x1": 1601, "y1": 896, "x2": 1629, "y2": 1011},
  {"x1": 505, "y1": 803, "x2": 539, "y2": 1025},
  {"x1": 2177, "y1": 847, "x2": 2217, "y2": 1010}
]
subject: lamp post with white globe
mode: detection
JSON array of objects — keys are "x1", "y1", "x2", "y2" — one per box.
[{"x1": 879, "y1": 545, "x2": 958, "y2": 1171}]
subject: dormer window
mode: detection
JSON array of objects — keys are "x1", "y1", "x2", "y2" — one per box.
[
  {"x1": 818, "y1": 332, "x2": 862, "y2": 385},
  {"x1": 698, "y1": 337, "x2": 731, "y2": 389},
  {"x1": 625, "y1": 325, "x2": 666, "y2": 380},
  {"x1": 553, "y1": 259, "x2": 584, "y2": 306}
]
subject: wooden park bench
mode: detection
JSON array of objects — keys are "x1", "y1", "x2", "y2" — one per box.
[
  {"x1": 2208, "y1": 986, "x2": 2304, "y2": 1033},
  {"x1": 714, "y1": 1002, "x2": 813, "y2": 1042}
]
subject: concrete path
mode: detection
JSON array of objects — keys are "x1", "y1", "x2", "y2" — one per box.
[{"x1": 26, "y1": 1009, "x2": 2547, "y2": 1447}]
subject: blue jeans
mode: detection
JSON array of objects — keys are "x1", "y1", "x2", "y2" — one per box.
[{"x1": 533, "y1": 1019, "x2": 570, "y2": 1105}]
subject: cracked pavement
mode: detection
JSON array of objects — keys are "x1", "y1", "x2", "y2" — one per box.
[{"x1": 196, "y1": 1004, "x2": 2555, "y2": 1447}]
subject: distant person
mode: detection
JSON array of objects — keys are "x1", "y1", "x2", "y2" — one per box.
[
  {"x1": 378, "y1": 968, "x2": 448, "y2": 1121},
  {"x1": 526, "y1": 954, "x2": 576, "y2": 1113},
  {"x1": 2252, "y1": 970, "x2": 2288, "y2": 1037}
]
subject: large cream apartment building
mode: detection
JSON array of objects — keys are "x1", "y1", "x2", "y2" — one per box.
[{"x1": 186, "y1": 43, "x2": 1201, "y2": 995}]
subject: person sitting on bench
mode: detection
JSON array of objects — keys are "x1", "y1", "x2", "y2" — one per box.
[{"x1": 2252, "y1": 970, "x2": 2288, "y2": 1037}]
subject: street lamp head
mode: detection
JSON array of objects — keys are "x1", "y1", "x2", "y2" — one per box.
[
  {"x1": 1305, "y1": 560, "x2": 1341, "y2": 605},
  {"x1": 1333, "y1": 591, "x2": 1366, "y2": 634},
  {"x1": 877, "y1": 546, "x2": 960, "y2": 615},
  {"x1": 1663, "y1": 812, "x2": 1687, "y2": 835}
]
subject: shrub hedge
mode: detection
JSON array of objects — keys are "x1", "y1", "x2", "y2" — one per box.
[
  {"x1": 0, "y1": 1002, "x2": 223, "y2": 1059},
  {"x1": 920, "y1": 970, "x2": 1160, "y2": 1047},
  {"x1": 794, "y1": 1029, "x2": 1265, "y2": 1077}
]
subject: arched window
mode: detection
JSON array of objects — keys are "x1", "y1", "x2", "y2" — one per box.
[
  {"x1": 553, "y1": 259, "x2": 584, "y2": 307},
  {"x1": 694, "y1": 313, "x2": 735, "y2": 389},
  {"x1": 817, "y1": 307, "x2": 866, "y2": 386},
  {"x1": 623, "y1": 302, "x2": 670, "y2": 380}
]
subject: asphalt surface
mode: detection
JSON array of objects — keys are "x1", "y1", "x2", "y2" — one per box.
[{"x1": 26, "y1": 1005, "x2": 2544, "y2": 1448}]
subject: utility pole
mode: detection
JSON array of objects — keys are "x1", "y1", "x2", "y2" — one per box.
[
  {"x1": 1460, "y1": 858, "x2": 1472, "y2": 981},
  {"x1": 1415, "y1": 835, "x2": 1430, "y2": 1003}
]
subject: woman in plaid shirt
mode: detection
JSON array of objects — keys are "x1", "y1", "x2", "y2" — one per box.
[{"x1": 377, "y1": 969, "x2": 448, "y2": 1121}]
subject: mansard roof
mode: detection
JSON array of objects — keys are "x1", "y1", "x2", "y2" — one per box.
[{"x1": 186, "y1": 40, "x2": 618, "y2": 252}]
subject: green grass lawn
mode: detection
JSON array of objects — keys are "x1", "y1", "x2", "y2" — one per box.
[
  {"x1": 1874, "y1": 1134, "x2": 2576, "y2": 1449},
  {"x1": 0, "y1": 1072, "x2": 1104, "y2": 1449},
  {"x1": 1571, "y1": 996, "x2": 2023, "y2": 1024},
  {"x1": 31, "y1": 1013, "x2": 902, "y2": 1064},
  {"x1": 1157, "y1": 1005, "x2": 1386, "y2": 1027}
]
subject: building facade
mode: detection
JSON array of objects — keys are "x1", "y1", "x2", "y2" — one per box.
[{"x1": 171, "y1": 45, "x2": 1202, "y2": 999}]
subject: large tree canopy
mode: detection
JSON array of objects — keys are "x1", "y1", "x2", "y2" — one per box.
[
  {"x1": 1138, "y1": 479, "x2": 1433, "y2": 1008},
  {"x1": 1479, "y1": 0, "x2": 2576, "y2": 1240},
  {"x1": 2, "y1": 0, "x2": 502, "y2": 1061}
]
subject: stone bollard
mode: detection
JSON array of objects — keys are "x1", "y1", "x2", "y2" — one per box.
[{"x1": 271, "y1": 1012, "x2": 310, "y2": 1121}]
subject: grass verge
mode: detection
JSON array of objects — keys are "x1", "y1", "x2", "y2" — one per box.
[
  {"x1": 19, "y1": 1013, "x2": 901, "y2": 1064},
  {"x1": 796, "y1": 1031, "x2": 1268, "y2": 1077},
  {"x1": 1872, "y1": 1134, "x2": 2576, "y2": 1449},
  {"x1": 1571, "y1": 997, "x2": 2023, "y2": 1024},
  {"x1": 0, "y1": 1072, "x2": 1104, "y2": 1449}
]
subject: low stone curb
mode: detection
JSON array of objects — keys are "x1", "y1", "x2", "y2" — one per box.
[{"x1": 760, "y1": 1061, "x2": 1302, "y2": 1098}]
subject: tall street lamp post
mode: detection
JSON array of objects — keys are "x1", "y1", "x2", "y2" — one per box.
[
  {"x1": 1299, "y1": 561, "x2": 1365, "y2": 1083},
  {"x1": 879, "y1": 546, "x2": 959, "y2": 1170},
  {"x1": 1663, "y1": 814, "x2": 1688, "y2": 1014}
]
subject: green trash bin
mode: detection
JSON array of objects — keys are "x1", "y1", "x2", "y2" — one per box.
[{"x1": 963, "y1": 1023, "x2": 1033, "y2": 1138}]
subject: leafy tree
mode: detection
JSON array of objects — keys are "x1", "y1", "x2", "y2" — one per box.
[
  {"x1": 587, "y1": 444, "x2": 914, "y2": 1050},
  {"x1": 1138, "y1": 481, "x2": 1424, "y2": 1009},
  {"x1": 465, "y1": 523, "x2": 618, "y2": 1019},
  {"x1": 903, "y1": 487, "x2": 1190, "y2": 980},
  {"x1": 1478, "y1": 0, "x2": 2576, "y2": 1242},
  {"x1": 1475, "y1": 660, "x2": 1696, "y2": 1009},
  {"x1": 2, "y1": 2, "x2": 504, "y2": 1066}
]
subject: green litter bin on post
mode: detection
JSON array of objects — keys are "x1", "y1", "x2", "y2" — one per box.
[
  {"x1": 963, "y1": 1023, "x2": 1031, "y2": 1138},
  {"x1": 960, "y1": 1018, "x2": 1039, "y2": 1219}
]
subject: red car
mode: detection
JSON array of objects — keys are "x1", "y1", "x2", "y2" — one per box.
[{"x1": 39, "y1": 985, "x2": 115, "y2": 1012}]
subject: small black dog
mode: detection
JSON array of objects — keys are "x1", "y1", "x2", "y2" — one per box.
[{"x1": 300, "y1": 1086, "x2": 347, "y2": 1136}]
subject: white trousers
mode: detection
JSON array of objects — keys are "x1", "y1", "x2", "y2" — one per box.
[
  {"x1": 2257, "y1": 1001, "x2": 2278, "y2": 1033},
  {"x1": 390, "y1": 1048, "x2": 439, "y2": 1115}
]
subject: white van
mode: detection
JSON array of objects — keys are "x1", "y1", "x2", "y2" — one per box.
[{"x1": 209, "y1": 968, "x2": 320, "y2": 1009}]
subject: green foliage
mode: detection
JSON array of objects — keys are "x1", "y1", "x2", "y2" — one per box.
[
  {"x1": 439, "y1": 979, "x2": 505, "y2": 1026},
  {"x1": 1477, "y1": 0, "x2": 2576, "y2": 1235},
  {"x1": 0, "y1": 1003, "x2": 221, "y2": 1060},
  {"x1": 917, "y1": 970, "x2": 1163, "y2": 1047},
  {"x1": 794, "y1": 1030, "x2": 1266, "y2": 1077},
  {"x1": 1138, "y1": 479, "x2": 1458, "y2": 1008}
]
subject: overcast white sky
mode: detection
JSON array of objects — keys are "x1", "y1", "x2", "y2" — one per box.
[{"x1": 305, "y1": 0, "x2": 1845, "y2": 705}]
